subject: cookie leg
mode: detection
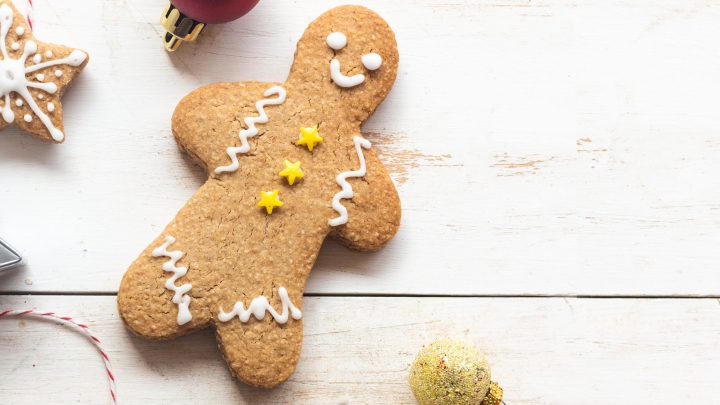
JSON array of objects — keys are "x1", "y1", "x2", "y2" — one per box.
[
  {"x1": 117, "y1": 180, "x2": 237, "y2": 340},
  {"x1": 117, "y1": 232, "x2": 212, "y2": 340},
  {"x1": 214, "y1": 314, "x2": 303, "y2": 388},
  {"x1": 118, "y1": 178, "x2": 310, "y2": 390}
]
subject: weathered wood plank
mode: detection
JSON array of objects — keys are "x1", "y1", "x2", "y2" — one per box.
[{"x1": 2, "y1": 295, "x2": 719, "y2": 404}]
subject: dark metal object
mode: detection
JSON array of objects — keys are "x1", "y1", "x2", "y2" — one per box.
[{"x1": 0, "y1": 237, "x2": 26, "y2": 272}]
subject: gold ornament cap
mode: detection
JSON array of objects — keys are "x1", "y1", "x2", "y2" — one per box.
[
  {"x1": 160, "y1": 2, "x2": 205, "y2": 52},
  {"x1": 481, "y1": 381, "x2": 504, "y2": 405}
]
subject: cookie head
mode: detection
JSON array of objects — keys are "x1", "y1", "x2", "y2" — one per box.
[{"x1": 288, "y1": 5, "x2": 399, "y2": 120}]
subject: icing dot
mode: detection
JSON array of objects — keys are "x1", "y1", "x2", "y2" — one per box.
[
  {"x1": 15, "y1": 99, "x2": 22, "y2": 106},
  {"x1": 361, "y1": 53, "x2": 383, "y2": 71},
  {"x1": 38, "y1": 94, "x2": 43, "y2": 99},
  {"x1": 23, "y1": 114, "x2": 31, "y2": 122},
  {"x1": 33, "y1": 54, "x2": 41, "y2": 63},
  {"x1": 36, "y1": 73, "x2": 44, "y2": 81},
  {"x1": 47, "y1": 102, "x2": 55, "y2": 112},
  {"x1": 45, "y1": 50, "x2": 53, "y2": 58},
  {"x1": 326, "y1": 32, "x2": 347, "y2": 50},
  {"x1": 55, "y1": 70, "x2": 62, "y2": 77},
  {"x1": 15, "y1": 26, "x2": 23, "y2": 35},
  {"x1": 10, "y1": 42, "x2": 18, "y2": 50}
]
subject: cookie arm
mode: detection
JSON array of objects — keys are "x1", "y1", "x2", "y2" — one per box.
[
  {"x1": 329, "y1": 146, "x2": 401, "y2": 251},
  {"x1": 172, "y1": 81, "x2": 284, "y2": 175}
]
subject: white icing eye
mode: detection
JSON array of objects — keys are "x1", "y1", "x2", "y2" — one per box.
[
  {"x1": 36, "y1": 73, "x2": 44, "y2": 81},
  {"x1": 326, "y1": 32, "x2": 347, "y2": 50},
  {"x1": 15, "y1": 26, "x2": 23, "y2": 35},
  {"x1": 10, "y1": 42, "x2": 18, "y2": 50},
  {"x1": 15, "y1": 99, "x2": 22, "y2": 107},
  {"x1": 33, "y1": 54, "x2": 41, "y2": 63},
  {"x1": 23, "y1": 114, "x2": 31, "y2": 122},
  {"x1": 361, "y1": 53, "x2": 382, "y2": 71},
  {"x1": 45, "y1": 50, "x2": 52, "y2": 58}
]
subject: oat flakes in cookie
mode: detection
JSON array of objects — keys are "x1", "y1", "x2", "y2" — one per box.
[
  {"x1": 0, "y1": 0, "x2": 88, "y2": 143},
  {"x1": 118, "y1": 5, "x2": 401, "y2": 388}
]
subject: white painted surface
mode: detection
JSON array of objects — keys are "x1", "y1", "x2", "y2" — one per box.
[
  {"x1": 1, "y1": 1, "x2": 720, "y2": 400},
  {"x1": 0, "y1": 0, "x2": 718, "y2": 295},
  {"x1": 2, "y1": 295, "x2": 720, "y2": 404}
]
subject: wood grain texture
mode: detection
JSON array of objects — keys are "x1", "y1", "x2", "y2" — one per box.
[
  {"x1": 1, "y1": 0, "x2": 720, "y2": 295},
  {"x1": 2, "y1": 295, "x2": 720, "y2": 404}
]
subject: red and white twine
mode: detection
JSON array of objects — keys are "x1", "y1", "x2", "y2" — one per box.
[
  {"x1": 0, "y1": 309, "x2": 117, "y2": 404},
  {"x1": 11, "y1": 0, "x2": 34, "y2": 30}
]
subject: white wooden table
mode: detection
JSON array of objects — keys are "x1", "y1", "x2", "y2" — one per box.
[{"x1": 2, "y1": 0, "x2": 720, "y2": 403}]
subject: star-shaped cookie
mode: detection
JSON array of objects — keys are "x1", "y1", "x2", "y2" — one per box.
[{"x1": 0, "y1": 0, "x2": 89, "y2": 143}]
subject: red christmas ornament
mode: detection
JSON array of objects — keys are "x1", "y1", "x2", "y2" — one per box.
[
  {"x1": 160, "y1": 0, "x2": 261, "y2": 51},
  {"x1": 170, "y1": 0, "x2": 259, "y2": 24}
]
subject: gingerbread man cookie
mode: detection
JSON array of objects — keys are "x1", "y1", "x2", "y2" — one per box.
[
  {"x1": 118, "y1": 5, "x2": 400, "y2": 388},
  {"x1": 0, "y1": 0, "x2": 88, "y2": 143}
]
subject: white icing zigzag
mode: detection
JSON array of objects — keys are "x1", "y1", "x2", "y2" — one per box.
[
  {"x1": 0, "y1": 3, "x2": 86, "y2": 141},
  {"x1": 328, "y1": 136, "x2": 371, "y2": 226},
  {"x1": 218, "y1": 287, "x2": 302, "y2": 324},
  {"x1": 215, "y1": 85, "x2": 286, "y2": 174},
  {"x1": 152, "y1": 236, "x2": 193, "y2": 326}
]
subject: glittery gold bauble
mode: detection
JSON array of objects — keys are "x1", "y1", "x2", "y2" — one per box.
[{"x1": 409, "y1": 338, "x2": 493, "y2": 405}]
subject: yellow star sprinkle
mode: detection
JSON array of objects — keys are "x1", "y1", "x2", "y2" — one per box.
[
  {"x1": 279, "y1": 160, "x2": 304, "y2": 185},
  {"x1": 257, "y1": 190, "x2": 283, "y2": 214},
  {"x1": 297, "y1": 125, "x2": 323, "y2": 151}
]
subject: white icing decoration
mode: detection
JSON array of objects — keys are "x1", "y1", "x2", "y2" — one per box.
[
  {"x1": 14, "y1": 98, "x2": 21, "y2": 106},
  {"x1": 330, "y1": 59, "x2": 364, "y2": 88},
  {"x1": 329, "y1": 136, "x2": 371, "y2": 226},
  {"x1": 37, "y1": 93, "x2": 42, "y2": 99},
  {"x1": 218, "y1": 287, "x2": 302, "y2": 324},
  {"x1": 152, "y1": 236, "x2": 193, "y2": 326},
  {"x1": 326, "y1": 32, "x2": 346, "y2": 50},
  {"x1": 26, "y1": 49, "x2": 86, "y2": 72},
  {"x1": 47, "y1": 102, "x2": 54, "y2": 112},
  {"x1": 15, "y1": 26, "x2": 23, "y2": 35},
  {"x1": 32, "y1": 53, "x2": 40, "y2": 63},
  {"x1": 44, "y1": 50, "x2": 51, "y2": 58},
  {"x1": 54, "y1": 69, "x2": 61, "y2": 77},
  {"x1": 10, "y1": 42, "x2": 18, "y2": 50},
  {"x1": 23, "y1": 113, "x2": 29, "y2": 122},
  {"x1": 35, "y1": 73, "x2": 43, "y2": 81},
  {"x1": 215, "y1": 85, "x2": 286, "y2": 174},
  {"x1": 0, "y1": 4, "x2": 87, "y2": 141},
  {"x1": 361, "y1": 53, "x2": 382, "y2": 70}
]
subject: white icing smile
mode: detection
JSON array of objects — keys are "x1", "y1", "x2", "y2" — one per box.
[
  {"x1": 326, "y1": 32, "x2": 383, "y2": 88},
  {"x1": 330, "y1": 59, "x2": 364, "y2": 88}
]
